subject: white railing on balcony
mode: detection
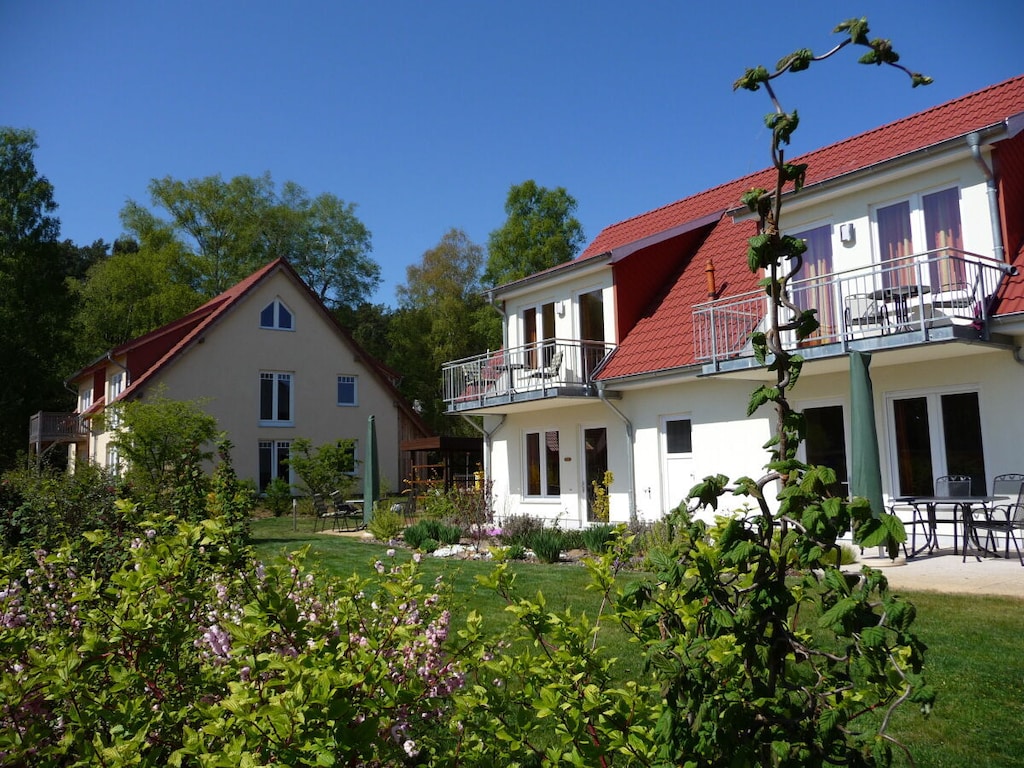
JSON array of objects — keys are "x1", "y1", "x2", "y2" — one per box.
[
  {"x1": 443, "y1": 339, "x2": 617, "y2": 410},
  {"x1": 694, "y1": 249, "x2": 1016, "y2": 366}
]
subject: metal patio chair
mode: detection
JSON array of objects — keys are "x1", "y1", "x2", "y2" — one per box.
[
  {"x1": 843, "y1": 294, "x2": 890, "y2": 335},
  {"x1": 965, "y1": 474, "x2": 1024, "y2": 566}
]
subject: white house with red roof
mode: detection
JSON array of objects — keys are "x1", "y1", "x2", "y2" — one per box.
[
  {"x1": 443, "y1": 75, "x2": 1024, "y2": 534},
  {"x1": 31, "y1": 258, "x2": 432, "y2": 492}
]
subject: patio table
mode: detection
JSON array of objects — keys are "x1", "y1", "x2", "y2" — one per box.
[{"x1": 895, "y1": 495, "x2": 1006, "y2": 557}]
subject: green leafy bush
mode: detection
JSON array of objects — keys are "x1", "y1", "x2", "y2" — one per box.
[
  {"x1": 581, "y1": 523, "x2": 616, "y2": 553},
  {"x1": 529, "y1": 528, "x2": 563, "y2": 563},
  {"x1": 404, "y1": 519, "x2": 462, "y2": 550},
  {"x1": 262, "y1": 476, "x2": 292, "y2": 517},
  {"x1": 497, "y1": 514, "x2": 545, "y2": 547},
  {"x1": 367, "y1": 505, "x2": 403, "y2": 543},
  {"x1": 0, "y1": 513, "x2": 471, "y2": 766}
]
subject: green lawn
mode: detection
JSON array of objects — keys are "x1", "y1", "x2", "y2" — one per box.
[{"x1": 251, "y1": 516, "x2": 1024, "y2": 768}]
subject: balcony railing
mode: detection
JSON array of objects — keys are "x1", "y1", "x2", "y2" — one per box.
[
  {"x1": 694, "y1": 249, "x2": 1017, "y2": 368},
  {"x1": 443, "y1": 339, "x2": 617, "y2": 411},
  {"x1": 28, "y1": 411, "x2": 88, "y2": 445}
]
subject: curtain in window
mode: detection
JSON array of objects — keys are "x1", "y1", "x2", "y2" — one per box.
[
  {"x1": 923, "y1": 188, "x2": 965, "y2": 290},
  {"x1": 877, "y1": 201, "x2": 915, "y2": 287},
  {"x1": 792, "y1": 225, "x2": 835, "y2": 343}
]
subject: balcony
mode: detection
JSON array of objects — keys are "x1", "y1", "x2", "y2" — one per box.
[
  {"x1": 694, "y1": 249, "x2": 1018, "y2": 374},
  {"x1": 28, "y1": 411, "x2": 88, "y2": 449},
  {"x1": 443, "y1": 339, "x2": 617, "y2": 413}
]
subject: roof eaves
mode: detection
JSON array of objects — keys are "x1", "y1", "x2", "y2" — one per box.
[
  {"x1": 730, "y1": 119, "x2": 1016, "y2": 220},
  {"x1": 608, "y1": 210, "x2": 725, "y2": 263}
]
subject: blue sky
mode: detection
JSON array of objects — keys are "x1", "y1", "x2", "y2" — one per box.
[{"x1": 3, "y1": 1, "x2": 1021, "y2": 306}]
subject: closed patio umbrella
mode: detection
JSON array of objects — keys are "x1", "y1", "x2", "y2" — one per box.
[
  {"x1": 849, "y1": 350, "x2": 885, "y2": 519},
  {"x1": 363, "y1": 414, "x2": 380, "y2": 526}
]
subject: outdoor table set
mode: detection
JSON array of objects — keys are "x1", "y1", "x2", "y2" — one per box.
[{"x1": 892, "y1": 474, "x2": 1024, "y2": 565}]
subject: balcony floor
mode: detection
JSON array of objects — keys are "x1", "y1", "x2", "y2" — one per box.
[
  {"x1": 446, "y1": 383, "x2": 602, "y2": 414},
  {"x1": 700, "y1": 323, "x2": 1016, "y2": 378}
]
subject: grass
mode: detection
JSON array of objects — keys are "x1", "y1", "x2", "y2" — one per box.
[{"x1": 250, "y1": 516, "x2": 1024, "y2": 767}]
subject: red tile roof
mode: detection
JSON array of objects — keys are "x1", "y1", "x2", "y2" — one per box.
[{"x1": 592, "y1": 74, "x2": 1024, "y2": 380}]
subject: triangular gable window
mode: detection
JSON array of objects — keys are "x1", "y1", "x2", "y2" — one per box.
[{"x1": 260, "y1": 299, "x2": 294, "y2": 330}]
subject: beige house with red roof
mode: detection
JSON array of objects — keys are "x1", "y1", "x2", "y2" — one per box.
[
  {"x1": 444, "y1": 75, "x2": 1024, "y2": 534},
  {"x1": 32, "y1": 258, "x2": 431, "y2": 492}
]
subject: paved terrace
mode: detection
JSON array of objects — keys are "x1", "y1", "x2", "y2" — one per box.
[{"x1": 854, "y1": 549, "x2": 1024, "y2": 598}]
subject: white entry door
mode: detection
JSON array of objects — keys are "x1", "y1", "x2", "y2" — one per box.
[{"x1": 662, "y1": 416, "x2": 693, "y2": 513}]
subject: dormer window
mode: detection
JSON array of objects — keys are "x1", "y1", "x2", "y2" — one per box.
[{"x1": 260, "y1": 299, "x2": 294, "y2": 330}]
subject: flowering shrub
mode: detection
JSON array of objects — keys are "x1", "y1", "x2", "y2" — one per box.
[{"x1": 0, "y1": 518, "x2": 475, "y2": 766}]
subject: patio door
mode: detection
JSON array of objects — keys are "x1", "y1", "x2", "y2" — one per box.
[
  {"x1": 579, "y1": 289, "x2": 606, "y2": 378},
  {"x1": 583, "y1": 427, "x2": 608, "y2": 522},
  {"x1": 791, "y1": 225, "x2": 836, "y2": 344},
  {"x1": 802, "y1": 404, "x2": 848, "y2": 497},
  {"x1": 887, "y1": 389, "x2": 986, "y2": 496},
  {"x1": 877, "y1": 200, "x2": 917, "y2": 288},
  {"x1": 524, "y1": 302, "x2": 556, "y2": 368}
]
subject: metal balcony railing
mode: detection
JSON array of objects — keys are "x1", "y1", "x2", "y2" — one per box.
[
  {"x1": 693, "y1": 249, "x2": 1017, "y2": 367},
  {"x1": 443, "y1": 339, "x2": 616, "y2": 411}
]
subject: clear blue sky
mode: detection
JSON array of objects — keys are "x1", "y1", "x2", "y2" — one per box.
[{"x1": 3, "y1": 1, "x2": 1021, "y2": 306}]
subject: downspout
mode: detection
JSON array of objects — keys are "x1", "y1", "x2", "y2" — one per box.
[
  {"x1": 966, "y1": 132, "x2": 1006, "y2": 262},
  {"x1": 106, "y1": 351, "x2": 131, "y2": 388},
  {"x1": 460, "y1": 414, "x2": 506, "y2": 492},
  {"x1": 596, "y1": 382, "x2": 637, "y2": 524},
  {"x1": 487, "y1": 289, "x2": 509, "y2": 352}
]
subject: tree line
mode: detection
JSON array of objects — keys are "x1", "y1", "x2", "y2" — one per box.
[{"x1": 0, "y1": 127, "x2": 585, "y2": 466}]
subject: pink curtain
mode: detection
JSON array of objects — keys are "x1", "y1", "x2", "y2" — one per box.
[
  {"x1": 793, "y1": 225, "x2": 835, "y2": 342},
  {"x1": 877, "y1": 201, "x2": 915, "y2": 287},
  {"x1": 923, "y1": 188, "x2": 965, "y2": 289}
]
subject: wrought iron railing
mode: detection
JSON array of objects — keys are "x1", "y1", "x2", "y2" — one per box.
[
  {"x1": 693, "y1": 249, "x2": 1016, "y2": 366},
  {"x1": 443, "y1": 339, "x2": 616, "y2": 410}
]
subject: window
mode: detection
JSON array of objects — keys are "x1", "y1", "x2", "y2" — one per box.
[
  {"x1": 79, "y1": 387, "x2": 92, "y2": 413},
  {"x1": 525, "y1": 430, "x2": 560, "y2": 497},
  {"x1": 106, "y1": 444, "x2": 120, "y2": 476},
  {"x1": 260, "y1": 299, "x2": 294, "y2": 330},
  {"x1": 888, "y1": 389, "x2": 986, "y2": 496},
  {"x1": 260, "y1": 372, "x2": 293, "y2": 425},
  {"x1": 337, "y1": 375, "x2": 358, "y2": 406},
  {"x1": 523, "y1": 302, "x2": 556, "y2": 368},
  {"x1": 790, "y1": 225, "x2": 835, "y2": 341},
  {"x1": 665, "y1": 418, "x2": 693, "y2": 455},
  {"x1": 107, "y1": 372, "x2": 126, "y2": 428},
  {"x1": 875, "y1": 187, "x2": 963, "y2": 288},
  {"x1": 258, "y1": 440, "x2": 291, "y2": 491},
  {"x1": 803, "y1": 404, "x2": 848, "y2": 496}
]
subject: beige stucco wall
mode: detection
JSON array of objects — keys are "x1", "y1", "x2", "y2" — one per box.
[{"x1": 86, "y1": 270, "x2": 408, "y2": 493}]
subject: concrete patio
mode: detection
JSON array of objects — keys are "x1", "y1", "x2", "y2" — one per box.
[{"x1": 853, "y1": 549, "x2": 1024, "y2": 598}]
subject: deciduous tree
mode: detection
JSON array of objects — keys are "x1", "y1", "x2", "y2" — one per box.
[
  {"x1": 121, "y1": 173, "x2": 379, "y2": 306},
  {"x1": 393, "y1": 228, "x2": 499, "y2": 432},
  {"x1": 484, "y1": 179, "x2": 585, "y2": 286},
  {"x1": 0, "y1": 128, "x2": 78, "y2": 467}
]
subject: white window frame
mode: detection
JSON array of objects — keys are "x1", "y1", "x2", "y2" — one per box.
[
  {"x1": 259, "y1": 298, "x2": 295, "y2": 331},
  {"x1": 259, "y1": 371, "x2": 294, "y2": 426},
  {"x1": 870, "y1": 185, "x2": 962, "y2": 263},
  {"x1": 107, "y1": 372, "x2": 126, "y2": 429},
  {"x1": 884, "y1": 383, "x2": 985, "y2": 498},
  {"x1": 660, "y1": 413, "x2": 693, "y2": 513},
  {"x1": 337, "y1": 375, "x2": 358, "y2": 407},
  {"x1": 258, "y1": 439, "x2": 292, "y2": 490},
  {"x1": 79, "y1": 387, "x2": 92, "y2": 413},
  {"x1": 523, "y1": 428, "x2": 561, "y2": 500}
]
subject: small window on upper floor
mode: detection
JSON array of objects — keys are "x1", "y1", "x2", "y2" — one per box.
[
  {"x1": 260, "y1": 299, "x2": 294, "y2": 330},
  {"x1": 337, "y1": 375, "x2": 358, "y2": 406}
]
